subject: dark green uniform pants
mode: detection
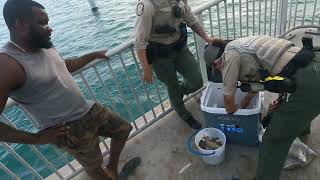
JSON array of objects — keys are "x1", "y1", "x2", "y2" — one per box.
[
  {"x1": 256, "y1": 54, "x2": 320, "y2": 180},
  {"x1": 152, "y1": 45, "x2": 203, "y2": 120}
]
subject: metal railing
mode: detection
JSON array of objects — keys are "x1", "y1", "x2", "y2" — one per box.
[{"x1": 1, "y1": 0, "x2": 320, "y2": 179}]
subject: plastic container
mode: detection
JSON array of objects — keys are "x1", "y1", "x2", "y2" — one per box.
[
  {"x1": 187, "y1": 128, "x2": 226, "y2": 165},
  {"x1": 200, "y1": 82, "x2": 262, "y2": 146}
]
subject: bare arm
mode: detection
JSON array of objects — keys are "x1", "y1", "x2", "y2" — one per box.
[
  {"x1": 190, "y1": 23, "x2": 211, "y2": 43},
  {"x1": 224, "y1": 92, "x2": 257, "y2": 113},
  {"x1": 190, "y1": 23, "x2": 227, "y2": 46},
  {"x1": 0, "y1": 91, "x2": 40, "y2": 144},
  {"x1": 65, "y1": 50, "x2": 107, "y2": 73},
  {"x1": 0, "y1": 54, "x2": 68, "y2": 144},
  {"x1": 0, "y1": 54, "x2": 39, "y2": 144},
  {"x1": 0, "y1": 122, "x2": 68, "y2": 144},
  {"x1": 0, "y1": 123, "x2": 38, "y2": 144},
  {"x1": 240, "y1": 92, "x2": 258, "y2": 108},
  {"x1": 0, "y1": 54, "x2": 25, "y2": 112},
  {"x1": 137, "y1": 49, "x2": 153, "y2": 82},
  {"x1": 134, "y1": 0, "x2": 154, "y2": 82},
  {"x1": 224, "y1": 94, "x2": 238, "y2": 114},
  {"x1": 222, "y1": 50, "x2": 241, "y2": 114}
]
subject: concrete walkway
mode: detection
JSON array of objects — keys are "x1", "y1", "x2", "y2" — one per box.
[
  {"x1": 71, "y1": 92, "x2": 320, "y2": 180},
  {"x1": 68, "y1": 27, "x2": 320, "y2": 180}
]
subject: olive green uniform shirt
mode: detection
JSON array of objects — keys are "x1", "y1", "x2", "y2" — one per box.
[
  {"x1": 134, "y1": 0, "x2": 198, "y2": 49},
  {"x1": 222, "y1": 46, "x2": 301, "y2": 96}
]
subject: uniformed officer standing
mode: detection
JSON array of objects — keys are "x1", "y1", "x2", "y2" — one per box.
[
  {"x1": 204, "y1": 35, "x2": 320, "y2": 180},
  {"x1": 134, "y1": 0, "x2": 222, "y2": 129}
]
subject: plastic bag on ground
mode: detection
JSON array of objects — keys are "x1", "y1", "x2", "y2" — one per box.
[
  {"x1": 284, "y1": 138, "x2": 318, "y2": 170},
  {"x1": 259, "y1": 126, "x2": 317, "y2": 170}
]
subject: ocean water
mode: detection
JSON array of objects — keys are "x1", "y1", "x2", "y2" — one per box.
[{"x1": 0, "y1": 0, "x2": 319, "y2": 179}]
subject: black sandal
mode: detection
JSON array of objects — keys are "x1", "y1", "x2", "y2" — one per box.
[{"x1": 119, "y1": 157, "x2": 141, "y2": 180}]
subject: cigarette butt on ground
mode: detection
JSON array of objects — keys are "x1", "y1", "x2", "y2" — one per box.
[{"x1": 179, "y1": 163, "x2": 191, "y2": 174}]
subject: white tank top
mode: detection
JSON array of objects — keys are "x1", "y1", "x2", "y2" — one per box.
[{"x1": 0, "y1": 43, "x2": 93, "y2": 130}]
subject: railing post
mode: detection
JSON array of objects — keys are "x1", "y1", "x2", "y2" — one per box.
[
  {"x1": 195, "y1": 13, "x2": 208, "y2": 85},
  {"x1": 277, "y1": 0, "x2": 288, "y2": 35},
  {"x1": 88, "y1": 0, "x2": 98, "y2": 11}
]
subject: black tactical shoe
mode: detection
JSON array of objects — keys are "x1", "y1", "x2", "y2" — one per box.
[{"x1": 184, "y1": 116, "x2": 202, "y2": 130}]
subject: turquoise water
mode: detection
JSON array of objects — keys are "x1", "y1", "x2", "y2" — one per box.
[{"x1": 0, "y1": 0, "x2": 319, "y2": 179}]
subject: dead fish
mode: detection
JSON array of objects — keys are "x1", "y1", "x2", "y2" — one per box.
[
  {"x1": 198, "y1": 135, "x2": 222, "y2": 150},
  {"x1": 204, "y1": 139, "x2": 221, "y2": 150},
  {"x1": 199, "y1": 139, "x2": 208, "y2": 150}
]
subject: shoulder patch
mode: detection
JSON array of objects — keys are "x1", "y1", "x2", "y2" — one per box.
[{"x1": 136, "y1": 2, "x2": 144, "y2": 16}]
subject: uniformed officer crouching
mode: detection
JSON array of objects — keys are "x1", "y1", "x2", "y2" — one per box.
[
  {"x1": 204, "y1": 35, "x2": 320, "y2": 180},
  {"x1": 134, "y1": 0, "x2": 223, "y2": 130}
]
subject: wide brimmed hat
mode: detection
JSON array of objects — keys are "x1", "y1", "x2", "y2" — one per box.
[{"x1": 204, "y1": 44, "x2": 222, "y2": 66}]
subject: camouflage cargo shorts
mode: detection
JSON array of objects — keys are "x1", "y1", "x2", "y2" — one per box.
[{"x1": 53, "y1": 103, "x2": 132, "y2": 169}]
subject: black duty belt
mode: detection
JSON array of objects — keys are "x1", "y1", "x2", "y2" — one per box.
[
  {"x1": 281, "y1": 37, "x2": 315, "y2": 77},
  {"x1": 146, "y1": 40, "x2": 186, "y2": 64},
  {"x1": 146, "y1": 23, "x2": 188, "y2": 64}
]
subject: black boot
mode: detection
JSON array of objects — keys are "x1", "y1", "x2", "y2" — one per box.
[{"x1": 184, "y1": 116, "x2": 202, "y2": 130}]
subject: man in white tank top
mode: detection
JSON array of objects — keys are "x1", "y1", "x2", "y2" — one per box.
[{"x1": 0, "y1": 0, "x2": 140, "y2": 180}]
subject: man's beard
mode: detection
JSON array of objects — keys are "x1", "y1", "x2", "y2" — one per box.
[{"x1": 28, "y1": 28, "x2": 53, "y2": 50}]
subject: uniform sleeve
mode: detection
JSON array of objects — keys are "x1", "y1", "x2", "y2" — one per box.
[
  {"x1": 182, "y1": 0, "x2": 199, "y2": 27},
  {"x1": 133, "y1": 0, "x2": 154, "y2": 50},
  {"x1": 222, "y1": 50, "x2": 240, "y2": 96}
]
